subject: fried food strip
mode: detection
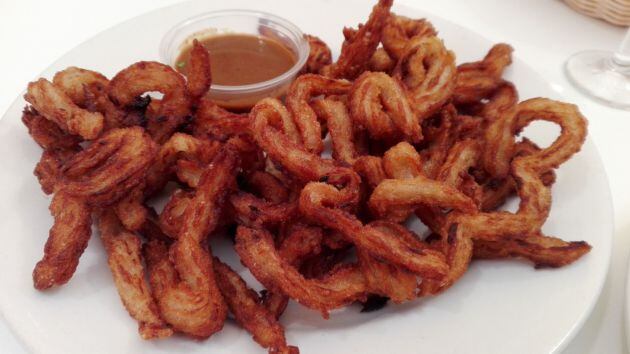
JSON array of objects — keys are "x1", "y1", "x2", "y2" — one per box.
[
  {"x1": 417, "y1": 153, "x2": 477, "y2": 295},
  {"x1": 378, "y1": 141, "x2": 423, "y2": 221},
  {"x1": 61, "y1": 127, "x2": 157, "y2": 207},
  {"x1": 312, "y1": 97, "x2": 358, "y2": 165},
  {"x1": 352, "y1": 156, "x2": 386, "y2": 189},
  {"x1": 479, "y1": 138, "x2": 556, "y2": 212},
  {"x1": 367, "y1": 140, "x2": 478, "y2": 295},
  {"x1": 382, "y1": 14, "x2": 436, "y2": 60},
  {"x1": 368, "y1": 47, "x2": 396, "y2": 73},
  {"x1": 235, "y1": 226, "x2": 367, "y2": 317},
  {"x1": 321, "y1": 0, "x2": 392, "y2": 79},
  {"x1": 246, "y1": 171, "x2": 290, "y2": 204},
  {"x1": 482, "y1": 113, "x2": 518, "y2": 180},
  {"x1": 263, "y1": 223, "x2": 325, "y2": 318},
  {"x1": 174, "y1": 159, "x2": 203, "y2": 188},
  {"x1": 229, "y1": 134, "x2": 266, "y2": 176},
  {"x1": 112, "y1": 186, "x2": 147, "y2": 231},
  {"x1": 472, "y1": 232, "x2": 592, "y2": 268},
  {"x1": 185, "y1": 40, "x2": 212, "y2": 101},
  {"x1": 358, "y1": 221, "x2": 419, "y2": 302},
  {"x1": 454, "y1": 44, "x2": 513, "y2": 105},
  {"x1": 159, "y1": 189, "x2": 193, "y2": 238},
  {"x1": 145, "y1": 132, "x2": 220, "y2": 195},
  {"x1": 436, "y1": 139, "x2": 482, "y2": 202},
  {"x1": 52, "y1": 67, "x2": 132, "y2": 130},
  {"x1": 34, "y1": 147, "x2": 78, "y2": 195},
  {"x1": 301, "y1": 34, "x2": 332, "y2": 75},
  {"x1": 251, "y1": 98, "x2": 359, "y2": 188},
  {"x1": 147, "y1": 145, "x2": 239, "y2": 337},
  {"x1": 33, "y1": 191, "x2": 91, "y2": 290},
  {"x1": 108, "y1": 61, "x2": 190, "y2": 143},
  {"x1": 419, "y1": 105, "x2": 455, "y2": 178},
  {"x1": 22, "y1": 107, "x2": 82, "y2": 149},
  {"x1": 463, "y1": 98, "x2": 588, "y2": 240},
  {"x1": 97, "y1": 210, "x2": 172, "y2": 339},
  {"x1": 393, "y1": 36, "x2": 457, "y2": 121},
  {"x1": 25, "y1": 78, "x2": 104, "y2": 139},
  {"x1": 52, "y1": 66, "x2": 109, "y2": 106},
  {"x1": 285, "y1": 74, "x2": 351, "y2": 153},
  {"x1": 213, "y1": 259, "x2": 298, "y2": 353},
  {"x1": 350, "y1": 72, "x2": 420, "y2": 143},
  {"x1": 478, "y1": 81, "x2": 518, "y2": 124},
  {"x1": 419, "y1": 222, "x2": 473, "y2": 295},
  {"x1": 383, "y1": 140, "x2": 478, "y2": 225},
  {"x1": 229, "y1": 192, "x2": 298, "y2": 228},
  {"x1": 479, "y1": 177, "x2": 516, "y2": 212},
  {"x1": 383, "y1": 141, "x2": 423, "y2": 180},
  {"x1": 300, "y1": 182, "x2": 447, "y2": 277},
  {"x1": 249, "y1": 97, "x2": 302, "y2": 147},
  {"x1": 192, "y1": 98, "x2": 250, "y2": 141},
  {"x1": 368, "y1": 176, "x2": 477, "y2": 220}
]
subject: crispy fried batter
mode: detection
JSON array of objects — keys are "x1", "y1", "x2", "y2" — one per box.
[
  {"x1": 473, "y1": 232, "x2": 592, "y2": 268},
  {"x1": 214, "y1": 259, "x2": 298, "y2": 353},
  {"x1": 300, "y1": 182, "x2": 448, "y2": 277},
  {"x1": 185, "y1": 40, "x2": 212, "y2": 101},
  {"x1": 312, "y1": 97, "x2": 358, "y2": 165},
  {"x1": 246, "y1": 171, "x2": 291, "y2": 204},
  {"x1": 358, "y1": 221, "x2": 419, "y2": 302},
  {"x1": 22, "y1": 107, "x2": 82, "y2": 149},
  {"x1": 302, "y1": 34, "x2": 332, "y2": 75},
  {"x1": 467, "y1": 99, "x2": 588, "y2": 241},
  {"x1": 33, "y1": 191, "x2": 91, "y2": 290},
  {"x1": 230, "y1": 192, "x2": 298, "y2": 228},
  {"x1": 382, "y1": 14, "x2": 436, "y2": 60},
  {"x1": 147, "y1": 145, "x2": 238, "y2": 337},
  {"x1": 145, "y1": 132, "x2": 220, "y2": 195},
  {"x1": 286, "y1": 74, "x2": 351, "y2": 153},
  {"x1": 454, "y1": 44, "x2": 513, "y2": 105},
  {"x1": 98, "y1": 210, "x2": 172, "y2": 339},
  {"x1": 34, "y1": 147, "x2": 79, "y2": 195},
  {"x1": 112, "y1": 186, "x2": 148, "y2": 231},
  {"x1": 192, "y1": 98, "x2": 250, "y2": 141},
  {"x1": 393, "y1": 36, "x2": 457, "y2": 121},
  {"x1": 369, "y1": 176, "x2": 477, "y2": 220},
  {"x1": 350, "y1": 72, "x2": 420, "y2": 143},
  {"x1": 159, "y1": 189, "x2": 193, "y2": 238},
  {"x1": 321, "y1": 0, "x2": 392, "y2": 79},
  {"x1": 61, "y1": 127, "x2": 157, "y2": 207},
  {"x1": 368, "y1": 47, "x2": 396, "y2": 73},
  {"x1": 52, "y1": 67, "x2": 132, "y2": 130},
  {"x1": 25, "y1": 78, "x2": 104, "y2": 139},
  {"x1": 235, "y1": 226, "x2": 367, "y2": 317},
  {"x1": 108, "y1": 61, "x2": 190, "y2": 143}
]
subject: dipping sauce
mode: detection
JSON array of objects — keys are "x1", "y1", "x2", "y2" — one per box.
[{"x1": 175, "y1": 34, "x2": 297, "y2": 86}]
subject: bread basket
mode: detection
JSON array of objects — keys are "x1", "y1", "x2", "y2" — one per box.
[{"x1": 564, "y1": 0, "x2": 630, "y2": 26}]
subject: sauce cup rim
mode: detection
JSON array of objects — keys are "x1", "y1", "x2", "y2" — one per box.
[{"x1": 159, "y1": 9, "x2": 310, "y2": 92}]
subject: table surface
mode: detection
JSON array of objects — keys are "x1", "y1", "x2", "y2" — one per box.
[{"x1": 0, "y1": 0, "x2": 627, "y2": 353}]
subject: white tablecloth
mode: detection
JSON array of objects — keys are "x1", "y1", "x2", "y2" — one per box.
[{"x1": 0, "y1": 0, "x2": 627, "y2": 353}]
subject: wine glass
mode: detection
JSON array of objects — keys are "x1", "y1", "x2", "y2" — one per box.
[{"x1": 565, "y1": 28, "x2": 630, "y2": 109}]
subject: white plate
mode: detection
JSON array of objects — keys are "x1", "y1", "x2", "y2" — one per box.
[{"x1": 0, "y1": 0, "x2": 613, "y2": 353}]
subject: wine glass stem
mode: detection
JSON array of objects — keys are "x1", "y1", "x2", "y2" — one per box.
[{"x1": 613, "y1": 28, "x2": 630, "y2": 67}]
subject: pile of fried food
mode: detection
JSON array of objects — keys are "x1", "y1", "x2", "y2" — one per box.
[{"x1": 22, "y1": 0, "x2": 591, "y2": 352}]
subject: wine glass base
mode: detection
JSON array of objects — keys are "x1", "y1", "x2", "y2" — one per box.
[{"x1": 565, "y1": 50, "x2": 630, "y2": 110}]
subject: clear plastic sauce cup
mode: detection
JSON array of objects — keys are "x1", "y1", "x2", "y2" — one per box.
[{"x1": 160, "y1": 10, "x2": 309, "y2": 111}]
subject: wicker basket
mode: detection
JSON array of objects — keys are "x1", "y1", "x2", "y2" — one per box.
[{"x1": 564, "y1": 0, "x2": 630, "y2": 26}]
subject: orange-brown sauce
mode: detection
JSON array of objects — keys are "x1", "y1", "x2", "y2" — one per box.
[{"x1": 175, "y1": 34, "x2": 297, "y2": 86}]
